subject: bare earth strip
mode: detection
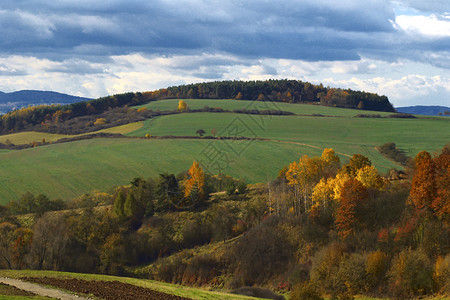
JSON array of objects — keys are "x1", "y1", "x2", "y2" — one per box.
[{"x1": 0, "y1": 277, "x2": 89, "y2": 300}]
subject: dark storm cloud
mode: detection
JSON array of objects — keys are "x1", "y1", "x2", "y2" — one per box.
[
  {"x1": 0, "y1": 1, "x2": 397, "y2": 60},
  {"x1": 0, "y1": 0, "x2": 448, "y2": 69}
]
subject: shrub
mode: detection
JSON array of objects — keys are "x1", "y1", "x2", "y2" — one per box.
[
  {"x1": 181, "y1": 215, "x2": 211, "y2": 248},
  {"x1": 388, "y1": 248, "x2": 434, "y2": 297},
  {"x1": 181, "y1": 254, "x2": 220, "y2": 286},
  {"x1": 237, "y1": 181, "x2": 248, "y2": 194},
  {"x1": 366, "y1": 250, "x2": 389, "y2": 291},
  {"x1": 434, "y1": 254, "x2": 450, "y2": 294},
  {"x1": 226, "y1": 181, "x2": 236, "y2": 196},
  {"x1": 232, "y1": 287, "x2": 285, "y2": 300},
  {"x1": 337, "y1": 253, "x2": 368, "y2": 295},
  {"x1": 94, "y1": 117, "x2": 107, "y2": 125},
  {"x1": 230, "y1": 216, "x2": 293, "y2": 286},
  {"x1": 290, "y1": 282, "x2": 323, "y2": 300},
  {"x1": 388, "y1": 113, "x2": 416, "y2": 118},
  {"x1": 310, "y1": 242, "x2": 346, "y2": 295}
]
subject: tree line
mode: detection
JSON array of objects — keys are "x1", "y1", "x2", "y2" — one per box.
[{"x1": 166, "y1": 79, "x2": 394, "y2": 112}]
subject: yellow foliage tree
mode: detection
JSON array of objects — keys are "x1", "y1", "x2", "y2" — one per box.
[
  {"x1": 310, "y1": 178, "x2": 335, "y2": 216},
  {"x1": 184, "y1": 161, "x2": 205, "y2": 204},
  {"x1": 178, "y1": 100, "x2": 188, "y2": 112},
  {"x1": 285, "y1": 155, "x2": 323, "y2": 213},
  {"x1": 356, "y1": 165, "x2": 385, "y2": 190},
  {"x1": 321, "y1": 148, "x2": 341, "y2": 178}
]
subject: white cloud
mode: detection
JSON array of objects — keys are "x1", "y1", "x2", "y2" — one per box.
[{"x1": 395, "y1": 14, "x2": 450, "y2": 38}]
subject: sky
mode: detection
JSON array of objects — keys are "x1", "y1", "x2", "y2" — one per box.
[{"x1": 0, "y1": 0, "x2": 449, "y2": 107}]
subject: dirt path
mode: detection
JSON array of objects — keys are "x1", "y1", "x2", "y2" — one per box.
[
  {"x1": 0, "y1": 277, "x2": 90, "y2": 300},
  {"x1": 268, "y1": 139, "x2": 352, "y2": 158}
]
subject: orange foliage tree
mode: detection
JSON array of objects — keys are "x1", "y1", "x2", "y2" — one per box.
[
  {"x1": 335, "y1": 178, "x2": 368, "y2": 239},
  {"x1": 184, "y1": 161, "x2": 205, "y2": 207},
  {"x1": 408, "y1": 149, "x2": 450, "y2": 218},
  {"x1": 431, "y1": 147, "x2": 450, "y2": 217}
]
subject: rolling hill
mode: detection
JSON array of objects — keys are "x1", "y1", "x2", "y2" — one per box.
[
  {"x1": 0, "y1": 98, "x2": 448, "y2": 204},
  {"x1": 0, "y1": 90, "x2": 91, "y2": 114},
  {"x1": 396, "y1": 105, "x2": 450, "y2": 116}
]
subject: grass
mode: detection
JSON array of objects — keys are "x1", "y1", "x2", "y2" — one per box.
[
  {"x1": 0, "y1": 138, "x2": 317, "y2": 203},
  {"x1": 0, "y1": 122, "x2": 143, "y2": 145},
  {"x1": 134, "y1": 98, "x2": 395, "y2": 117},
  {"x1": 0, "y1": 102, "x2": 448, "y2": 204},
  {"x1": 127, "y1": 112, "x2": 449, "y2": 169},
  {"x1": 0, "y1": 270, "x2": 268, "y2": 300}
]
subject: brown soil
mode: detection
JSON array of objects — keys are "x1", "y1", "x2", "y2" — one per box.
[
  {"x1": 0, "y1": 282, "x2": 37, "y2": 296},
  {"x1": 23, "y1": 277, "x2": 191, "y2": 300}
]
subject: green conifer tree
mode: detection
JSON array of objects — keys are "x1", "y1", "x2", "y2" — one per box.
[{"x1": 114, "y1": 189, "x2": 125, "y2": 218}]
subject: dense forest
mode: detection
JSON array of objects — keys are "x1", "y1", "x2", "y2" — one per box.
[
  {"x1": 0, "y1": 146, "x2": 448, "y2": 299},
  {"x1": 0, "y1": 80, "x2": 394, "y2": 134},
  {"x1": 165, "y1": 80, "x2": 394, "y2": 112}
]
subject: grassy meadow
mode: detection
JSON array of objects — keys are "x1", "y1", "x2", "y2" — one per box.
[
  {"x1": 0, "y1": 138, "x2": 319, "y2": 203},
  {"x1": 127, "y1": 112, "x2": 449, "y2": 166},
  {"x1": 0, "y1": 122, "x2": 143, "y2": 145},
  {"x1": 135, "y1": 98, "x2": 395, "y2": 117},
  {"x1": 0, "y1": 99, "x2": 448, "y2": 204}
]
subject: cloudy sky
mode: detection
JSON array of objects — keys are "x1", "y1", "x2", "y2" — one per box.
[{"x1": 0, "y1": 0, "x2": 449, "y2": 107}]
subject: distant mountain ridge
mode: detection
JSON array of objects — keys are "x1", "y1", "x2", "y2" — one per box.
[
  {"x1": 396, "y1": 105, "x2": 449, "y2": 116},
  {"x1": 0, "y1": 90, "x2": 91, "y2": 114}
]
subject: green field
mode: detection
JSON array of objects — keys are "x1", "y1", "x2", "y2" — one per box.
[
  {"x1": 0, "y1": 100, "x2": 448, "y2": 204},
  {"x1": 0, "y1": 270, "x2": 269, "y2": 300},
  {"x1": 0, "y1": 138, "x2": 322, "y2": 203},
  {"x1": 0, "y1": 122, "x2": 143, "y2": 145},
  {"x1": 127, "y1": 112, "x2": 449, "y2": 165},
  {"x1": 135, "y1": 98, "x2": 395, "y2": 117}
]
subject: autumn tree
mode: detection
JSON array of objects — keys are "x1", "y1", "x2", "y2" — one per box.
[
  {"x1": 235, "y1": 92, "x2": 243, "y2": 100},
  {"x1": 409, "y1": 151, "x2": 435, "y2": 212},
  {"x1": 183, "y1": 161, "x2": 206, "y2": 208},
  {"x1": 12, "y1": 227, "x2": 33, "y2": 269},
  {"x1": 321, "y1": 148, "x2": 341, "y2": 178},
  {"x1": 310, "y1": 178, "x2": 335, "y2": 218},
  {"x1": 341, "y1": 154, "x2": 372, "y2": 178},
  {"x1": 286, "y1": 156, "x2": 322, "y2": 214},
  {"x1": 0, "y1": 222, "x2": 17, "y2": 269},
  {"x1": 409, "y1": 148, "x2": 450, "y2": 218},
  {"x1": 431, "y1": 147, "x2": 450, "y2": 217},
  {"x1": 335, "y1": 178, "x2": 368, "y2": 239},
  {"x1": 257, "y1": 93, "x2": 265, "y2": 101},
  {"x1": 178, "y1": 100, "x2": 188, "y2": 112},
  {"x1": 285, "y1": 149, "x2": 340, "y2": 215},
  {"x1": 211, "y1": 128, "x2": 217, "y2": 137},
  {"x1": 356, "y1": 165, "x2": 384, "y2": 190},
  {"x1": 30, "y1": 214, "x2": 69, "y2": 270}
]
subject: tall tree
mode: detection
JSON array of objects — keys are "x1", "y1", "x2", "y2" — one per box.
[
  {"x1": 335, "y1": 179, "x2": 368, "y2": 239},
  {"x1": 0, "y1": 222, "x2": 16, "y2": 269},
  {"x1": 184, "y1": 161, "x2": 206, "y2": 208},
  {"x1": 124, "y1": 191, "x2": 137, "y2": 218},
  {"x1": 114, "y1": 189, "x2": 126, "y2": 218},
  {"x1": 409, "y1": 151, "x2": 435, "y2": 212}
]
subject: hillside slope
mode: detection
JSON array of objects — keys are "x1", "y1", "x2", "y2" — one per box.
[
  {"x1": 0, "y1": 90, "x2": 91, "y2": 114},
  {"x1": 396, "y1": 105, "x2": 449, "y2": 116}
]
